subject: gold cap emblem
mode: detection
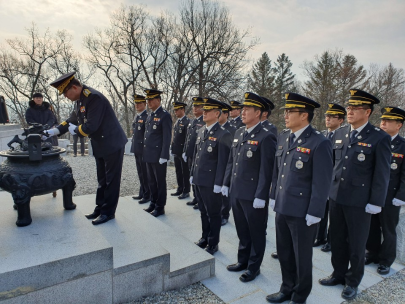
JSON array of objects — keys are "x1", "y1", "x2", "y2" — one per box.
[
  {"x1": 350, "y1": 90, "x2": 357, "y2": 96},
  {"x1": 245, "y1": 93, "x2": 249, "y2": 99},
  {"x1": 285, "y1": 93, "x2": 289, "y2": 100},
  {"x1": 385, "y1": 107, "x2": 393, "y2": 112},
  {"x1": 203, "y1": 98, "x2": 208, "y2": 102},
  {"x1": 328, "y1": 104, "x2": 333, "y2": 108}
]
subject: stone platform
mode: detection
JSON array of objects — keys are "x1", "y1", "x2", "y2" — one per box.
[{"x1": 0, "y1": 191, "x2": 214, "y2": 303}]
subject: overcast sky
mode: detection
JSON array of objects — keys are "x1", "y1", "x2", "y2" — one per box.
[{"x1": 0, "y1": 0, "x2": 404, "y2": 79}]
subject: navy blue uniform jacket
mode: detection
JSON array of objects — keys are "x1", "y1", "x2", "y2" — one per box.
[
  {"x1": 191, "y1": 123, "x2": 231, "y2": 188},
  {"x1": 262, "y1": 120, "x2": 278, "y2": 137},
  {"x1": 171, "y1": 116, "x2": 190, "y2": 156},
  {"x1": 130, "y1": 110, "x2": 148, "y2": 156},
  {"x1": 224, "y1": 123, "x2": 277, "y2": 201},
  {"x1": 143, "y1": 106, "x2": 172, "y2": 163},
  {"x1": 183, "y1": 116, "x2": 205, "y2": 158},
  {"x1": 57, "y1": 86, "x2": 127, "y2": 158},
  {"x1": 386, "y1": 135, "x2": 405, "y2": 206},
  {"x1": 270, "y1": 125, "x2": 333, "y2": 218},
  {"x1": 230, "y1": 116, "x2": 244, "y2": 130},
  {"x1": 329, "y1": 123, "x2": 391, "y2": 208},
  {"x1": 222, "y1": 121, "x2": 237, "y2": 138}
]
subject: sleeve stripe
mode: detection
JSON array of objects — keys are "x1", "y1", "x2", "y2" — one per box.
[{"x1": 78, "y1": 125, "x2": 89, "y2": 137}]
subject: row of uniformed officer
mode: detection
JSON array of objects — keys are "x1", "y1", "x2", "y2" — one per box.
[
  {"x1": 191, "y1": 98, "x2": 232, "y2": 255},
  {"x1": 223, "y1": 92, "x2": 277, "y2": 283},
  {"x1": 46, "y1": 72, "x2": 128, "y2": 225},
  {"x1": 171, "y1": 102, "x2": 191, "y2": 199},
  {"x1": 183, "y1": 97, "x2": 205, "y2": 208},
  {"x1": 142, "y1": 89, "x2": 172, "y2": 217},
  {"x1": 130, "y1": 95, "x2": 150, "y2": 204}
]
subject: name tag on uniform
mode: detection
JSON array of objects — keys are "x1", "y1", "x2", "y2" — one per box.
[
  {"x1": 234, "y1": 139, "x2": 239, "y2": 142},
  {"x1": 335, "y1": 140, "x2": 342, "y2": 143}
]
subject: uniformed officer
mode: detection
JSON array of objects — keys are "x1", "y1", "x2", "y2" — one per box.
[
  {"x1": 260, "y1": 96, "x2": 278, "y2": 136},
  {"x1": 218, "y1": 102, "x2": 236, "y2": 226},
  {"x1": 223, "y1": 92, "x2": 277, "y2": 283},
  {"x1": 143, "y1": 89, "x2": 172, "y2": 217},
  {"x1": 229, "y1": 100, "x2": 245, "y2": 129},
  {"x1": 366, "y1": 106, "x2": 405, "y2": 275},
  {"x1": 130, "y1": 94, "x2": 150, "y2": 204},
  {"x1": 182, "y1": 97, "x2": 205, "y2": 208},
  {"x1": 315, "y1": 103, "x2": 346, "y2": 253},
  {"x1": 319, "y1": 89, "x2": 391, "y2": 301},
  {"x1": 191, "y1": 98, "x2": 232, "y2": 255},
  {"x1": 46, "y1": 72, "x2": 128, "y2": 225},
  {"x1": 266, "y1": 93, "x2": 333, "y2": 304},
  {"x1": 171, "y1": 101, "x2": 191, "y2": 199}
]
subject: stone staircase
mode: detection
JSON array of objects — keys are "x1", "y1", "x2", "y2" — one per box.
[{"x1": 0, "y1": 191, "x2": 214, "y2": 304}]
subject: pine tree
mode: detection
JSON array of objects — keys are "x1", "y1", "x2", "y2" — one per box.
[{"x1": 247, "y1": 52, "x2": 275, "y2": 97}]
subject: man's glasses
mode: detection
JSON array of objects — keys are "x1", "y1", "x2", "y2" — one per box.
[{"x1": 284, "y1": 109, "x2": 304, "y2": 116}]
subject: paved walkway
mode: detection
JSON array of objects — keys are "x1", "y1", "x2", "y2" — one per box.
[{"x1": 128, "y1": 190, "x2": 405, "y2": 304}]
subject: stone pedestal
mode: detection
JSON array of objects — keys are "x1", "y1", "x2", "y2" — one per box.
[
  {"x1": 0, "y1": 124, "x2": 22, "y2": 164},
  {"x1": 396, "y1": 206, "x2": 405, "y2": 264}
]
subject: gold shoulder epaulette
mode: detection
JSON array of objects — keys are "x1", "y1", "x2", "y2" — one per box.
[{"x1": 83, "y1": 89, "x2": 92, "y2": 97}]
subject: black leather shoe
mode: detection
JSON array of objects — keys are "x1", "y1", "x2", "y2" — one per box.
[
  {"x1": 171, "y1": 191, "x2": 182, "y2": 196},
  {"x1": 186, "y1": 199, "x2": 197, "y2": 206},
  {"x1": 150, "y1": 209, "x2": 165, "y2": 217},
  {"x1": 132, "y1": 195, "x2": 142, "y2": 200},
  {"x1": 289, "y1": 301, "x2": 306, "y2": 304},
  {"x1": 221, "y1": 218, "x2": 228, "y2": 226},
  {"x1": 321, "y1": 243, "x2": 331, "y2": 252},
  {"x1": 92, "y1": 214, "x2": 115, "y2": 225},
  {"x1": 85, "y1": 212, "x2": 100, "y2": 219},
  {"x1": 193, "y1": 204, "x2": 199, "y2": 210},
  {"x1": 239, "y1": 269, "x2": 260, "y2": 282},
  {"x1": 178, "y1": 192, "x2": 190, "y2": 199},
  {"x1": 195, "y1": 238, "x2": 208, "y2": 249},
  {"x1": 138, "y1": 198, "x2": 150, "y2": 204},
  {"x1": 377, "y1": 264, "x2": 390, "y2": 275},
  {"x1": 271, "y1": 252, "x2": 278, "y2": 259},
  {"x1": 313, "y1": 239, "x2": 327, "y2": 247},
  {"x1": 144, "y1": 205, "x2": 155, "y2": 213},
  {"x1": 341, "y1": 285, "x2": 357, "y2": 300},
  {"x1": 319, "y1": 275, "x2": 345, "y2": 286},
  {"x1": 205, "y1": 245, "x2": 218, "y2": 255},
  {"x1": 266, "y1": 292, "x2": 292, "y2": 303},
  {"x1": 365, "y1": 256, "x2": 379, "y2": 265},
  {"x1": 226, "y1": 262, "x2": 248, "y2": 272}
]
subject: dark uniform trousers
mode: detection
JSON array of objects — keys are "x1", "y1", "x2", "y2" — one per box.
[
  {"x1": 225, "y1": 124, "x2": 277, "y2": 273},
  {"x1": 195, "y1": 186, "x2": 222, "y2": 246},
  {"x1": 94, "y1": 146, "x2": 125, "y2": 215},
  {"x1": 174, "y1": 155, "x2": 190, "y2": 194},
  {"x1": 57, "y1": 86, "x2": 127, "y2": 216},
  {"x1": 366, "y1": 205, "x2": 401, "y2": 266},
  {"x1": 276, "y1": 213, "x2": 317, "y2": 303},
  {"x1": 316, "y1": 200, "x2": 330, "y2": 242},
  {"x1": 135, "y1": 153, "x2": 150, "y2": 199},
  {"x1": 146, "y1": 162, "x2": 167, "y2": 210},
  {"x1": 328, "y1": 123, "x2": 391, "y2": 287},
  {"x1": 270, "y1": 126, "x2": 332, "y2": 303},
  {"x1": 221, "y1": 121, "x2": 236, "y2": 220},
  {"x1": 232, "y1": 197, "x2": 268, "y2": 273},
  {"x1": 329, "y1": 199, "x2": 371, "y2": 287}
]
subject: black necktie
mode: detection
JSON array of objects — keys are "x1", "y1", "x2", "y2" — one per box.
[
  {"x1": 243, "y1": 130, "x2": 249, "y2": 140},
  {"x1": 289, "y1": 133, "x2": 295, "y2": 148},
  {"x1": 204, "y1": 128, "x2": 208, "y2": 137},
  {"x1": 350, "y1": 130, "x2": 358, "y2": 143},
  {"x1": 327, "y1": 132, "x2": 334, "y2": 141}
]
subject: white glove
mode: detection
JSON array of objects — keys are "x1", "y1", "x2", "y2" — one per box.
[
  {"x1": 392, "y1": 198, "x2": 405, "y2": 206},
  {"x1": 182, "y1": 152, "x2": 187, "y2": 162},
  {"x1": 159, "y1": 158, "x2": 167, "y2": 164},
  {"x1": 221, "y1": 186, "x2": 229, "y2": 197},
  {"x1": 190, "y1": 176, "x2": 193, "y2": 185},
  {"x1": 68, "y1": 123, "x2": 77, "y2": 135},
  {"x1": 305, "y1": 214, "x2": 321, "y2": 226},
  {"x1": 253, "y1": 198, "x2": 265, "y2": 209},
  {"x1": 45, "y1": 128, "x2": 59, "y2": 137},
  {"x1": 41, "y1": 135, "x2": 48, "y2": 141},
  {"x1": 213, "y1": 185, "x2": 221, "y2": 193},
  {"x1": 365, "y1": 203, "x2": 382, "y2": 214},
  {"x1": 269, "y1": 199, "x2": 275, "y2": 210}
]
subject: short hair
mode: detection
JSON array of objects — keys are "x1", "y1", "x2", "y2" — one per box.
[{"x1": 304, "y1": 110, "x2": 314, "y2": 123}]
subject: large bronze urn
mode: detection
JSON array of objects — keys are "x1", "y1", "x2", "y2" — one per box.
[{"x1": 0, "y1": 124, "x2": 76, "y2": 227}]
